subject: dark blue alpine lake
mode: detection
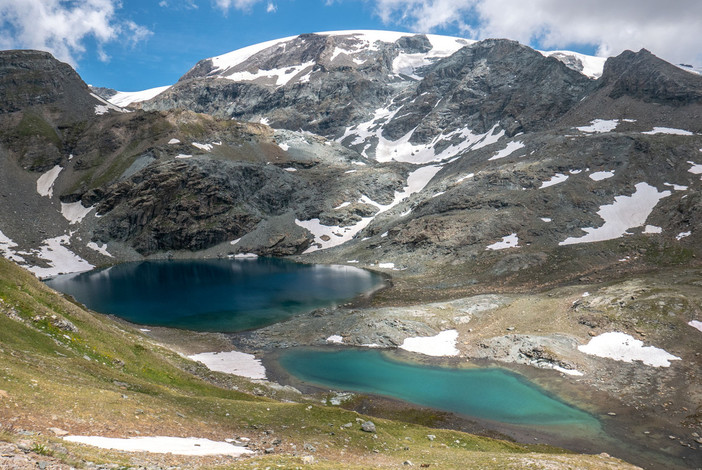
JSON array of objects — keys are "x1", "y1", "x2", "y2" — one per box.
[{"x1": 46, "y1": 258, "x2": 383, "y2": 332}]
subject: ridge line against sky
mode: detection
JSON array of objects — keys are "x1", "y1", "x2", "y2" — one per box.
[{"x1": 0, "y1": 0, "x2": 700, "y2": 91}]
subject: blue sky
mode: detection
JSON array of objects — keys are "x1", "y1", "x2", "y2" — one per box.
[
  {"x1": 85, "y1": 0, "x2": 409, "y2": 90},
  {"x1": 1, "y1": 1, "x2": 700, "y2": 92}
]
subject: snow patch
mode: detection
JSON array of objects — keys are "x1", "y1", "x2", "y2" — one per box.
[
  {"x1": 64, "y1": 436, "x2": 252, "y2": 457},
  {"x1": 642, "y1": 127, "x2": 693, "y2": 136},
  {"x1": 343, "y1": 103, "x2": 502, "y2": 164},
  {"x1": 687, "y1": 161, "x2": 702, "y2": 175},
  {"x1": 188, "y1": 351, "x2": 266, "y2": 379},
  {"x1": 552, "y1": 365, "x2": 584, "y2": 376},
  {"x1": 688, "y1": 320, "x2": 702, "y2": 333},
  {"x1": 234, "y1": 253, "x2": 258, "y2": 259},
  {"x1": 486, "y1": 233, "x2": 519, "y2": 251},
  {"x1": 224, "y1": 61, "x2": 315, "y2": 87},
  {"x1": 400, "y1": 330, "x2": 459, "y2": 357},
  {"x1": 664, "y1": 182, "x2": 688, "y2": 191},
  {"x1": 25, "y1": 235, "x2": 94, "y2": 279},
  {"x1": 541, "y1": 217, "x2": 552, "y2": 223},
  {"x1": 326, "y1": 335, "x2": 344, "y2": 344},
  {"x1": 87, "y1": 242, "x2": 112, "y2": 257},
  {"x1": 378, "y1": 262, "x2": 395, "y2": 269},
  {"x1": 175, "y1": 154, "x2": 193, "y2": 159},
  {"x1": 0, "y1": 230, "x2": 25, "y2": 263},
  {"x1": 578, "y1": 332, "x2": 680, "y2": 367},
  {"x1": 60, "y1": 202, "x2": 94, "y2": 224},
  {"x1": 576, "y1": 119, "x2": 619, "y2": 133},
  {"x1": 589, "y1": 171, "x2": 614, "y2": 181},
  {"x1": 168, "y1": 138, "x2": 181, "y2": 145},
  {"x1": 108, "y1": 86, "x2": 171, "y2": 107},
  {"x1": 643, "y1": 225, "x2": 662, "y2": 234},
  {"x1": 278, "y1": 142, "x2": 290, "y2": 151},
  {"x1": 488, "y1": 141, "x2": 525, "y2": 161},
  {"x1": 540, "y1": 173, "x2": 568, "y2": 188},
  {"x1": 192, "y1": 142, "x2": 213, "y2": 152},
  {"x1": 37, "y1": 165, "x2": 62, "y2": 198},
  {"x1": 560, "y1": 183, "x2": 670, "y2": 246},
  {"x1": 676, "y1": 231, "x2": 691, "y2": 240}
]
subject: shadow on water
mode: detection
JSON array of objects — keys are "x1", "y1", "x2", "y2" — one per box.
[{"x1": 45, "y1": 258, "x2": 384, "y2": 332}]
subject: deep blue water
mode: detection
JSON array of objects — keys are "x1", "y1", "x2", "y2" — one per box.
[
  {"x1": 46, "y1": 258, "x2": 383, "y2": 332},
  {"x1": 279, "y1": 348, "x2": 600, "y2": 428}
]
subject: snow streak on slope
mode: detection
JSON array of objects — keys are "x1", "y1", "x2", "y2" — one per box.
[
  {"x1": 37, "y1": 165, "x2": 62, "y2": 198},
  {"x1": 297, "y1": 165, "x2": 442, "y2": 252},
  {"x1": 340, "y1": 103, "x2": 504, "y2": 164},
  {"x1": 108, "y1": 86, "x2": 171, "y2": 107},
  {"x1": 225, "y1": 61, "x2": 315, "y2": 87},
  {"x1": 209, "y1": 35, "x2": 299, "y2": 75}
]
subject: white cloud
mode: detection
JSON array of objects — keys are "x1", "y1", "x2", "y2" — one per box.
[
  {"x1": 266, "y1": 2, "x2": 277, "y2": 13},
  {"x1": 214, "y1": 0, "x2": 262, "y2": 10},
  {"x1": 0, "y1": 0, "x2": 152, "y2": 65},
  {"x1": 123, "y1": 20, "x2": 154, "y2": 47},
  {"x1": 369, "y1": 0, "x2": 702, "y2": 65}
]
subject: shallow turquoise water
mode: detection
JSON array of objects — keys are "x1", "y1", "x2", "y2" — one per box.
[
  {"x1": 279, "y1": 348, "x2": 600, "y2": 427},
  {"x1": 45, "y1": 258, "x2": 383, "y2": 332}
]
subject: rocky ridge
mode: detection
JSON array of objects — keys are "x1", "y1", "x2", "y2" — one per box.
[{"x1": 1, "y1": 32, "x2": 701, "y2": 287}]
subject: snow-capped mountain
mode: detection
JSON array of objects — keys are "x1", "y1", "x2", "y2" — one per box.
[
  {"x1": 136, "y1": 31, "x2": 605, "y2": 167},
  {"x1": 1, "y1": 31, "x2": 702, "y2": 286},
  {"x1": 3, "y1": 35, "x2": 702, "y2": 470}
]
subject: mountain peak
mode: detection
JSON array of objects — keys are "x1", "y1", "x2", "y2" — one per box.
[
  {"x1": 0, "y1": 49, "x2": 101, "y2": 119},
  {"x1": 601, "y1": 48, "x2": 702, "y2": 104}
]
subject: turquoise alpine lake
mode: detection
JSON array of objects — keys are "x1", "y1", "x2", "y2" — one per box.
[
  {"x1": 45, "y1": 258, "x2": 383, "y2": 332},
  {"x1": 279, "y1": 348, "x2": 600, "y2": 428}
]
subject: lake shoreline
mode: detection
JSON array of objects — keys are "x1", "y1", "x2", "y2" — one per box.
[{"x1": 50, "y1": 260, "x2": 702, "y2": 470}]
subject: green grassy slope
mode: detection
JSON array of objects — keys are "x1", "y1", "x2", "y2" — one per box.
[{"x1": 0, "y1": 258, "x2": 637, "y2": 469}]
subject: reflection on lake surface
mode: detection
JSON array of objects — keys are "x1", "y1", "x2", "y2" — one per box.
[{"x1": 46, "y1": 258, "x2": 383, "y2": 332}]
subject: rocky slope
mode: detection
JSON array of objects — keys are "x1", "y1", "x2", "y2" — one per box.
[{"x1": 2, "y1": 33, "x2": 702, "y2": 289}]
